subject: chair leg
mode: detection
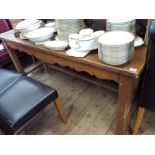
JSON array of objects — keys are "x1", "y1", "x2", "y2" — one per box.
[
  {"x1": 133, "y1": 107, "x2": 145, "y2": 135},
  {"x1": 54, "y1": 97, "x2": 67, "y2": 124}
]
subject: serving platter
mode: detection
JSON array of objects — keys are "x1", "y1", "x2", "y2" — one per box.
[{"x1": 44, "y1": 40, "x2": 68, "y2": 50}]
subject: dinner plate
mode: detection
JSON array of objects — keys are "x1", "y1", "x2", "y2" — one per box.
[{"x1": 98, "y1": 31, "x2": 135, "y2": 46}]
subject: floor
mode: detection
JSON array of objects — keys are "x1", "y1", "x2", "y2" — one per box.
[{"x1": 1, "y1": 66, "x2": 155, "y2": 135}]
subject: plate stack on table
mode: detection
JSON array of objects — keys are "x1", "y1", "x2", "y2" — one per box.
[
  {"x1": 106, "y1": 19, "x2": 136, "y2": 35},
  {"x1": 55, "y1": 19, "x2": 85, "y2": 41},
  {"x1": 15, "y1": 19, "x2": 43, "y2": 39},
  {"x1": 98, "y1": 31, "x2": 135, "y2": 65}
]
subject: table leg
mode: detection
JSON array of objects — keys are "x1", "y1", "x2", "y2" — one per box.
[
  {"x1": 3, "y1": 41, "x2": 24, "y2": 73},
  {"x1": 42, "y1": 61, "x2": 49, "y2": 73},
  {"x1": 115, "y1": 76, "x2": 134, "y2": 134}
]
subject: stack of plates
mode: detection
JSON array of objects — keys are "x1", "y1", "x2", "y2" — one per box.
[
  {"x1": 55, "y1": 19, "x2": 85, "y2": 41},
  {"x1": 106, "y1": 19, "x2": 136, "y2": 35},
  {"x1": 15, "y1": 19, "x2": 42, "y2": 38},
  {"x1": 98, "y1": 31, "x2": 135, "y2": 65}
]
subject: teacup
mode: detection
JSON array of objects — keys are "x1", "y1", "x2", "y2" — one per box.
[
  {"x1": 68, "y1": 33, "x2": 81, "y2": 49},
  {"x1": 79, "y1": 28, "x2": 93, "y2": 38}
]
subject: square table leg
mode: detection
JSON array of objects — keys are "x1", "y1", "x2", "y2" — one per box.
[
  {"x1": 3, "y1": 41, "x2": 24, "y2": 73},
  {"x1": 115, "y1": 76, "x2": 134, "y2": 134}
]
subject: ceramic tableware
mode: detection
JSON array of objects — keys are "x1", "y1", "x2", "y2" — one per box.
[
  {"x1": 98, "y1": 31, "x2": 135, "y2": 65},
  {"x1": 26, "y1": 27, "x2": 55, "y2": 43},
  {"x1": 44, "y1": 40, "x2": 68, "y2": 50},
  {"x1": 79, "y1": 28, "x2": 93, "y2": 37}
]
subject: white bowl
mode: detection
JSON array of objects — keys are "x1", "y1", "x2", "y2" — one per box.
[
  {"x1": 68, "y1": 33, "x2": 96, "y2": 51},
  {"x1": 79, "y1": 28, "x2": 93, "y2": 37},
  {"x1": 78, "y1": 36, "x2": 96, "y2": 51},
  {"x1": 26, "y1": 27, "x2": 55, "y2": 43},
  {"x1": 45, "y1": 22, "x2": 56, "y2": 32},
  {"x1": 45, "y1": 22, "x2": 55, "y2": 27},
  {"x1": 44, "y1": 40, "x2": 68, "y2": 50}
]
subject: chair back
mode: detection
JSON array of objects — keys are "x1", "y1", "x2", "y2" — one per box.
[
  {"x1": 138, "y1": 21, "x2": 155, "y2": 111},
  {"x1": 0, "y1": 19, "x2": 12, "y2": 34}
]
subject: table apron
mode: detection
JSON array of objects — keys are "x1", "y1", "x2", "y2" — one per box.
[{"x1": 6, "y1": 41, "x2": 120, "y2": 83}]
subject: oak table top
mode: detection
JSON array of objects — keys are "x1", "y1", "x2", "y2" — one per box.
[{"x1": 0, "y1": 30, "x2": 147, "y2": 79}]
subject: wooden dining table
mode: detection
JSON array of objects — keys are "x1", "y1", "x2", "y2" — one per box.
[{"x1": 0, "y1": 30, "x2": 147, "y2": 134}]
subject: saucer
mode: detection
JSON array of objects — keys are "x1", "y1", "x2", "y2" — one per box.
[
  {"x1": 134, "y1": 36, "x2": 144, "y2": 47},
  {"x1": 66, "y1": 49, "x2": 91, "y2": 57}
]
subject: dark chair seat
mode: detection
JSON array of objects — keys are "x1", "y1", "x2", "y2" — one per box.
[
  {"x1": 0, "y1": 69, "x2": 23, "y2": 94},
  {"x1": 0, "y1": 69, "x2": 67, "y2": 134}
]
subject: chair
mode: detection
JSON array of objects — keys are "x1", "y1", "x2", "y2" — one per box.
[
  {"x1": 133, "y1": 21, "x2": 155, "y2": 134},
  {"x1": 84, "y1": 19, "x2": 106, "y2": 31},
  {"x1": 0, "y1": 69, "x2": 67, "y2": 134},
  {"x1": 0, "y1": 20, "x2": 13, "y2": 67},
  {"x1": 0, "y1": 19, "x2": 49, "y2": 73}
]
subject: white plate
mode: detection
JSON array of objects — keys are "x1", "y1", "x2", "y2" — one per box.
[
  {"x1": 44, "y1": 40, "x2": 68, "y2": 50},
  {"x1": 16, "y1": 19, "x2": 40, "y2": 30},
  {"x1": 98, "y1": 31, "x2": 135, "y2": 46},
  {"x1": 134, "y1": 36, "x2": 144, "y2": 47},
  {"x1": 91, "y1": 30, "x2": 105, "y2": 38}
]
